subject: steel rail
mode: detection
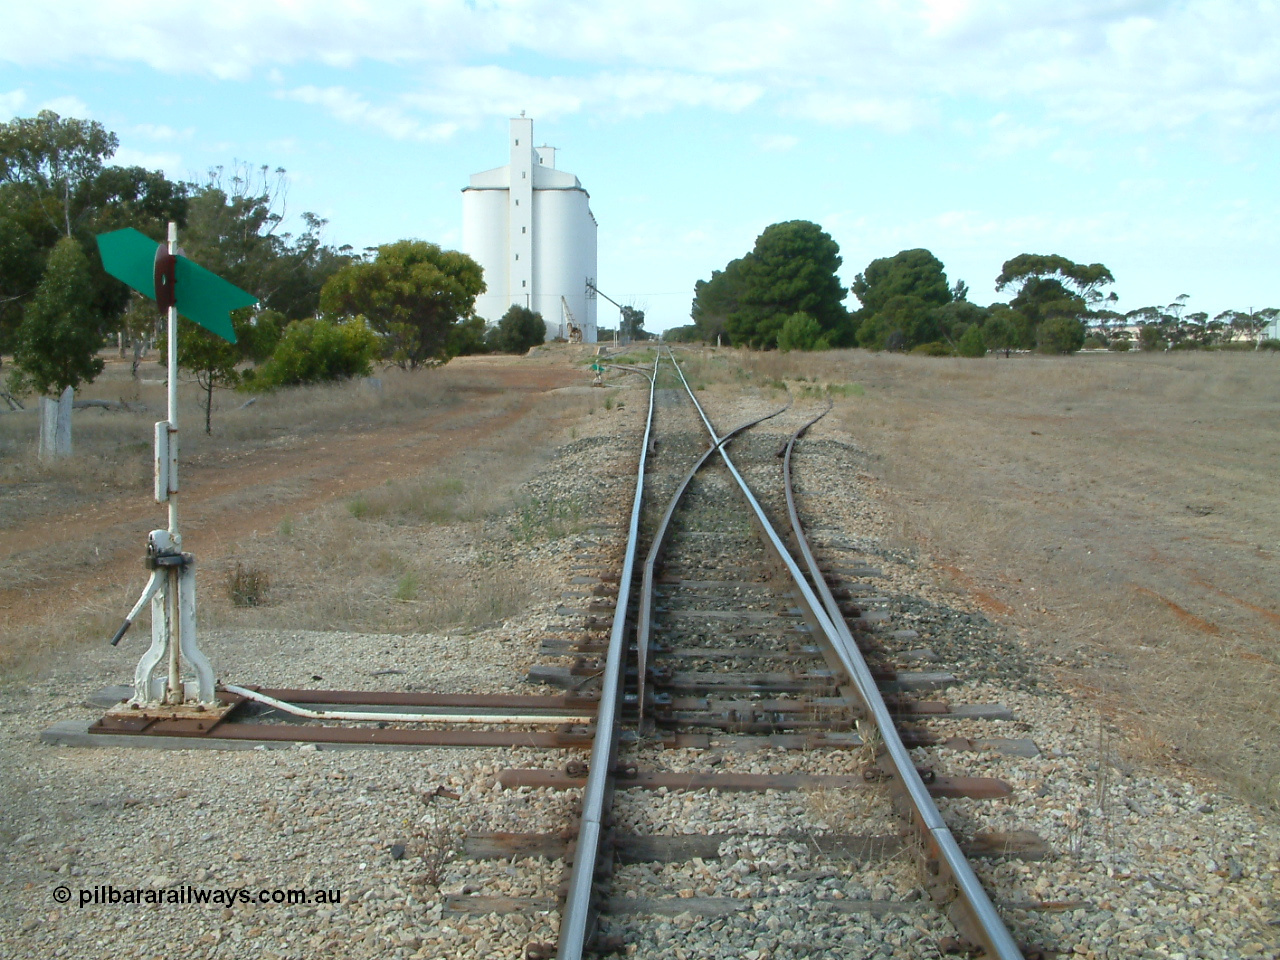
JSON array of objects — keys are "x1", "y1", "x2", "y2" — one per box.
[
  {"x1": 557, "y1": 353, "x2": 659, "y2": 960},
  {"x1": 670, "y1": 351, "x2": 1023, "y2": 960},
  {"x1": 778, "y1": 421, "x2": 1023, "y2": 954},
  {"x1": 635, "y1": 400, "x2": 792, "y2": 719}
]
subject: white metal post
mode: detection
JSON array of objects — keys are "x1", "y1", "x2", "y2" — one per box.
[
  {"x1": 166, "y1": 222, "x2": 179, "y2": 540},
  {"x1": 165, "y1": 222, "x2": 182, "y2": 704}
]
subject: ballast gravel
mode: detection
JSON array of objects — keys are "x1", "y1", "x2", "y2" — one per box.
[{"x1": 0, "y1": 371, "x2": 1276, "y2": 960}]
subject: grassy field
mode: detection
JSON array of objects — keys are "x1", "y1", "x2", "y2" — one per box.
[{"x1": 689, "y1": 346, "x2": 1280, "y2": 807}]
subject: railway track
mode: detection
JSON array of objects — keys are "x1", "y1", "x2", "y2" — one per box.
[
  {"x1": 456, "y1": 350, "x2": 1045, "y2": 958},
  {"x1": 56, "y1": 345, "x2": 1048, "y2": 956}
]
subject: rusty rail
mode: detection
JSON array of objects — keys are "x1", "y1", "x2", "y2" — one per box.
[
  {"x1": 635, "y1": 399, "x2": 790, "y2": 718},
  {"x1": 557, "y1": 354, "x2": 658, "y2": 960}
]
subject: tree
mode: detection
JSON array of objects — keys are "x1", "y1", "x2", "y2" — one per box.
[
  {"x1": 690, "y1": 258, "x2": 746, "y2": 344},
  {"x1": 776, "y1": 312, "x2": 828, "y2": 352},
  {"x1": 449, "y1": 314, "x2": 489, "y2": 356},
  {"x1": 663, "y1": 324, "x2": 703, "y2": 343},
  {"x1": 0, "y1": 111, "x2": 118, "y2": 240},
  {"x1": 1089, "y1": 308, "x2": 1125, "y2": 346},
  {"x1": 981, "y1": 307, "x2": 1024, "y2": 358},
  {"x1": 995, "y1": 253, "x2": 1113, "y2": 351},
  {"x1": 0, "y1": 111, "x2": 187, "y2": 348},
  {"x1": 995, "y1": 254, "x2": 1114, "y2": 303},
  {"x1": 620, "y1": 305, "x2": 648, "y2": 341},
  {"x1": 856, "y1": 294, "x2": 938, "y2": 350},
  {"x1": 1185, "y1": 311, "x2": 1210, "y2": 346},
  {"x1": 181, "y1": 165, "x2": 352, "y2": 322},
  {"x1": 1216, "y1": 307, "x2": 1274, "y2": 345},
  {"x1": 0, "y1": 212, "x2": 41, "y2": 355},
  {"x1": 851, "y1": 248, "x2": 952, "y2": 317},
  {"x1": 7, "y1": 237, "x2": 103, "y2": 396},
  {"x1": 850, "y1": 249, "x2": 959, "y2": 351},
  {"x1": 1138, "y1": 323, "x2": 1165, "y2": 351},
  {"x1": 81, "y1": 166, "x2": 189, "y2": 325},
  {"x1": 251, "y1": 317, "x2": 379, "y2": 388},
  {"x1": 723, "y1": 221, "x2": 849, "y2": 349},
  {"x1": 933, "y1": 299, "x2": 988, "y2": 349},
  {"x1": 1258, "y1": 308, "x2": 1280, "y2": 343},
  {"x1": 1009, "y1": 277, "x2": 1081, "y2": 327},
  {"x1": 163, "y1": 309, "x2": 272, "y2": 434},
  {"x1": 319, "y1": 240, "x2": 485, "y2": 369},
  {"x1": 177, "y1": 323, "x2": 240, "y2": 436},
  {"x1": 490, "y1": 304, "x2": 546, "y2": 354},
  {"x1": 239, "y1": 309, "x2": 284, "y2": 363}
]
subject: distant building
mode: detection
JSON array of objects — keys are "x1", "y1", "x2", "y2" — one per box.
[{"x1": 462, "y1": 116, "x2": 597, "y2": 343}]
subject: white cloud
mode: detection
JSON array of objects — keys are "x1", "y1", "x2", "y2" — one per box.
[
  {"x1": 0, "y1": 1, "x2": 1277, "y2": 138},
  {"x1": 0, "y1": 89, "x2": 27, "y2": 118},
  {"x1": 978, "y1": 113, "x2": 1058, "y2": 157},
  {"x1": 132, "y1": 123, "x2": 193, "y2": 142},
  {"x1": 280, "y1": 85, "x2": 458, "y2": 142},
  {"x1": 402, "y1": 65, "x2": 760, "y2": 122},
  {"x1": 111, "y1": 147, "x2": 184, "y2": 175},
  {"x1": 37, "y1": 95, "x2": 89, "y2": 118},
  {"x1": 402, "y1": 67, "x2": 587, "y2": 122},
  {"x1": 790, "y1": 91, "x2": 939, "y2": 133},
  {"x1": 754, "y1": 134, "x2": 798, "y2": 152}
]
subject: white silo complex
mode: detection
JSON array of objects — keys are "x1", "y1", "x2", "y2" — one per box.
[{"x1": 463, "y1": 116, "x2": 598, "y2": 343}]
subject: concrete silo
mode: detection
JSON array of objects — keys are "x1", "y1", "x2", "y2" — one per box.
[{"x1": 462, "y1": 116, "x2": 598, "y2": 343}]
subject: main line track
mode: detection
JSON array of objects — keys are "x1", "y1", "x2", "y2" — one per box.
[{"x1": 528, "y1": 350, "x2": 1032, "y2": 959}]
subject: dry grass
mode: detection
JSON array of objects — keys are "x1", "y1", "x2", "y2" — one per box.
[
  {"x1": 166, "y1": 396, "x2": 594, "y2": 637},
  {"x1": 211, "y1": 506, "x2": 538, "y2": 637},
  {"x1": 0, "y1": 351, "x2": 602, "y2": 677},
  {"x1": 694, "y1": 347, "x2": 1280, "y2": 807},
  {"x1": 0, "y1": 357, "x2": 466, "y2": 528}
]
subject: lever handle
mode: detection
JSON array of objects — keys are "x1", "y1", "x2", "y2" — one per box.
[{"x1": 109, "y1": 620, "x2": 131, "y2": 647}]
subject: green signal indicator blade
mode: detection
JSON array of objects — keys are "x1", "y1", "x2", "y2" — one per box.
[
  {"x1": 95, "y1": 227, "x2": 257, "y2": 344},
  {"x1": 173, "y1": 257, "x2": 256, "y2": 343},
  {"x1": 96, "y1": 227, "x2": 161, "y2": 300}
]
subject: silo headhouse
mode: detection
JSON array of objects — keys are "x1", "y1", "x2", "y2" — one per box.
[{"x1": 462, "y1": 116, "x2": 598, "y2": 343}]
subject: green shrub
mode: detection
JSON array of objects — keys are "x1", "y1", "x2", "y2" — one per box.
[
  {"x1": 956, "y1": 324, "x2": 987, "y2": 358},
  {"x1": 241, "y1": 309, "x2": 284, "y2": 362},
  {"x1": 909, "y1": 341, "x2": 954, "y2": 357},
  {"x1": 1108, "y1": 339, "x2": 1132, "y2": 352},
  {"x1": 663, "y1": 325, "x2": 703, "y2": 343},
  {"x1": 776, "y1": 312, "x2": 829, "y2": 352},
  {"x1": 1037, "y1": 316, "x2": 1086, "y2": 354},
  {"x1": 252, "y1": 317, "x2": 379, "y2": 388},
  {"x1": 488, "y1": 305, "x2": 546, "y2": 354},
  {"x1": 394, "y1": 572, "x2": 418, "y2": 601},
  {"x1": 450, "y1": 314, "x2": 489, "y2": 356},
  {"x1": 1259, "y1": 339, "x2": 1280, "y2": 351}
]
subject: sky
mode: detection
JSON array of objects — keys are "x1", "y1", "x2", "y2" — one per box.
[{"x1": 2, "y1": 1, "x2": 1277, "y2": 333}]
